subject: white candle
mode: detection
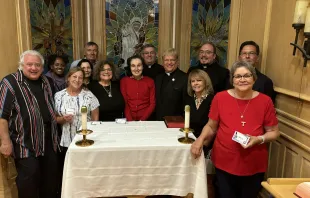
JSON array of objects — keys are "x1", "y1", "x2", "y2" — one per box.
[
  {"x1": 293, "y1": 0, "x2": 309, "y2": 24},
  {"x1": 184, "y1": 105, "x2": 190, "y2": 129},
  {"x1": 305, "y1": 5, "x2": 310, "y2": 32},
  {"x1": 81, "y1": 106, "x2": 87, "y2": 130}
]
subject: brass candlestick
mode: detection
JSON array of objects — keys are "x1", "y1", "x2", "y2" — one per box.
[
  {"x1": 178, "y1": 105, "x2": 195, "y2": 144},
  {"x1": 75, "y1": 106, "x2": 94, "y2": 147},
  {"x1": 178, "y1": 127, "x2": 195, "y2": 144},
  {"x1": 75, "y1": 129, "x2": 94, "y2": 147}
]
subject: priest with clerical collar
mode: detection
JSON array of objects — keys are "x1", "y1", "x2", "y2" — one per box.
[
  {"x1": 141, "y1": 43, "x2": 165, "y2": 80},
  {"x1": 155, "y1": 48, "x2": 187, "y2": 121},
  {"x1": 188, "y1": 42, "x2": 230, "y2": 94}
]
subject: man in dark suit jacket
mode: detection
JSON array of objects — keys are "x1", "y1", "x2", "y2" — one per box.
[
  {"x1": 141, "y1": 44, "x2": 165, "y2": 81},
  {"x1": 188, "y1": 42, "x2": 230, "y2": 94},
  {"x1": 155, "y1": 48, "x2": 187, "y2": 121},
  {"x1": 238, "y1": 41, "x2": 276, "y2": 103}
]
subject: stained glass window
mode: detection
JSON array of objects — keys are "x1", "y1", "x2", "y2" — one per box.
[
  {"x1": 105, "y1": 0, "x2": 159, "y2": 69},
  {"x1": 190, "y1": 0, "x2": 231, "y2": 67}
]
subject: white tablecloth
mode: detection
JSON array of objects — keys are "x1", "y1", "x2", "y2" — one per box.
[{"x1": 61, "y1": 121, "x2": 208, "y2": 198}]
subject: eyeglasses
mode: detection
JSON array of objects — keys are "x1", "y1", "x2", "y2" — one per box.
[
  {"x1": 24, "y1": 63, "x2": 42, "y2": 68},
  {"x1": 240, "y1": 52, "x2": 257, "y2": 57},
  {"x1": 199, "y1": 50, "x2": 214, "y2": 55},
  {"x1": 143, "y1": 51, "x2": 156, "y2": 55},
  {"x1": 233, "y1": 74, "x2": 253, "y2": 80}
]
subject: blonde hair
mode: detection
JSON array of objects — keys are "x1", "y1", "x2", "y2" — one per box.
[
  {"x1": 162, "y1": 48, "x2": 178, "y2": 60},
  {"x1": 187, "y1": 69, "x2": 213, "y2": 97}
]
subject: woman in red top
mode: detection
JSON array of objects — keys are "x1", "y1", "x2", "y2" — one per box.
[
  {"x1": 120, "y1": 55, "x2": 155, "y2": 121},
  {"x1": 191, "y1": 61, "x2": 279, "y2": 198}
]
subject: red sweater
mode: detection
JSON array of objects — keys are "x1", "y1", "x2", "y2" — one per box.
[
  {"x1": 120, "y1": 76, "x2": 155, "y2": 121},
  {"x1": 210, "y1": 91, "x2": 278, "y2": 176}
]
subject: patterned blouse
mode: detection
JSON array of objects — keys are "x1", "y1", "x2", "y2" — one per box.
[{"x1": 54, "y1": 88, "x2": 100, "y2": 147}]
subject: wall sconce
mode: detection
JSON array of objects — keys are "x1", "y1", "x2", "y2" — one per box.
[
  {"x1": 291, "y1": 0, "x2": 308, "y2": 55},
  {"x1": 291, "y1": 0, "x2": 310, "y2": 67}
]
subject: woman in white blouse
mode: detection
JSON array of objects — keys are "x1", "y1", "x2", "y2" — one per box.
[{"x1": 55, "y1": 67, "x2": 99, "y2": 152}]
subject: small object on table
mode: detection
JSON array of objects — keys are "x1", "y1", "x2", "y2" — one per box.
[{"x1": 164, "y1": 116, "x2": 184, "y2": 128}]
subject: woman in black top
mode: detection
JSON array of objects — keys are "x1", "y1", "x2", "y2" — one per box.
[
  {"x1": 186, "y1": 69, "x2": 214, "y2": 138},
  {"x1": 89, "y1": 60, "x2": 125, "y2": 121},
  {"x1": 186, "y1": 68, "x2": 215, "y2": 197}
]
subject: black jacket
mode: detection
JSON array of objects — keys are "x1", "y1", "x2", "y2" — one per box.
[
  {"x1": 253, "y1": 68, "x2": 276, "y2": 104},
  {"x1": 155, "y1": 68, "x2": 187, "y2": 120},
  {"x1": 188, "y1": 62, "x2": 231, "y2": 94}
]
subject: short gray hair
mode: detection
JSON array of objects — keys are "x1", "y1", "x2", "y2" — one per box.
[
  {"x1": 18, "y1": 50, "x2": 44, "y2": 70},
  {"x1": 230, "y1": 61, "x2": 257, "y2": 85}
]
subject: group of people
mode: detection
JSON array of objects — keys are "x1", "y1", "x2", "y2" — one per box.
[{"x1": 0, "y1": 40, "x2": 279, "y2": 198}]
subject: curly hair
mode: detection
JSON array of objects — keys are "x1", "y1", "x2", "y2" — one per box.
[{"x1": 93, "y1": 60, "x2": 118, "y2": 81}]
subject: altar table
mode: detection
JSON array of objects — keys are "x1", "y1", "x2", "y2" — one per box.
[{"x1": 61, "y1": 121, "x2": 208, "y2": 198}]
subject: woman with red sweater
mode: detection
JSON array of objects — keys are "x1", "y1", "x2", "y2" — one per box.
[
  {"x1": 191, "y1": 61, "x2": 280, "y2": 198},
  {"x1": 120, "y1": 55, "x2": 155, "y2": 121}
]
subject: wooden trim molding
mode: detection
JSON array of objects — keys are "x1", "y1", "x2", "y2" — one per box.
[
  {"x1": 260, "y1": 0, "x2": 272, "y2": 74},
  {"x1": 275, "y1": 86, "x2": 310, "y2": 102},
  {"x1": 227, "y1": 0, "x2": 242, "y2": 68},
  {"x1": 279, "y1": 132, "x2": 310, "y2": 153},
  {"x1": 15, "y1": 0, "x2": 31, "y2": 53},
  {"x1": 277, "y1": 108, "x2": 310, "y2": 129}
]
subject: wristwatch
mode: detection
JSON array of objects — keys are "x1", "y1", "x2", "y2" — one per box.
[{"x1": 258, "y1": 135, "x2": 265, "y2": 144}]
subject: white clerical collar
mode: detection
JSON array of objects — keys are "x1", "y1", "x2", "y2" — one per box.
[
  {"x1": 148, "y1": 65, "x2": 152, "y2": 68},
  {"x1": 166, "y1": 72, "x2": 171, "y2": 76}
]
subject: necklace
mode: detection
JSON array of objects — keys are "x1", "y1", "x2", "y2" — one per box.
[
  {"x1": 102, "y1": 83, "x2": 112, "y2": 97},
  {"x1": 233, "y1": 91, "x2": 252, "y2": 127},
  {"x1": 194, "y1": 93, "x2": 207, "y2": 109}
]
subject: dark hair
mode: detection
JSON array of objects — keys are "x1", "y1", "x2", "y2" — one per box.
[
  {"x1": 141, "y1": 43, "x2": 156, "y2": 53},
  {"x1": 239, "y1": 41, "x2": 260, "y2": 55},
  {"x1": 77, "y1": 59, "x2": 93, "y2": 80},
  {"x1": 200, "y1": 42, "x2": 217, "y2": 55},
  {"x1": 93, "y1": 60, "x2": 118, "y2": 81},
  {"x1": 47, "y1": 54, "x2": 69, "y2": 70},
  {"x1": 77, "y1": 59, "x2": 93, "y2": 70},
  {"x1": 126, "y1": 55, "x2": 145, "y2": 76},
  {"x1": 85, "y1": 41, "x2": 99, "y2": 49}
]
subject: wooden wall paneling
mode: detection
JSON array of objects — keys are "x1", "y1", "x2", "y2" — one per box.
[
  {"x1": 0, "y1": 0, "x2": 20, "y2": 79},
  {"x1": 175, "y1": 0, "x2": 192, "y2": 72},
  {"x1": 277, "y1": 109, "x2": 310, "y2": 148},
  {"x1": 282, "y1": 146, "x2": 299, "y2": 178},
  {"x1": 300, "y1": 66, "x2": 309, "y2": 99},
  {"x1": 71, "y1": 0, "x2": 87, "y2": 60},
  {"x1": 236, "y1": 0, "x2": 268, "y2": 71},
  {"x1": 300, "y1": 157, "x2": 310, "y2": 177},
  {"x1": 265, "y1": 0, "x2": 304, "y2": 93},
  {"x1": 88, "y1": 0, "x2": 106, "y2": 61},
  {"x1": 299, "y1": 101, "x2": 310, "y2": 122},
  {"x1": 275, "y1": 94, "x2": 301, "y2": 117},
  {"x1": 267, "y1": 140, "x2": 283, "y2": 178},
  {"x1": 158, "y1": 0, "x2": 174, "y2": 65}
]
